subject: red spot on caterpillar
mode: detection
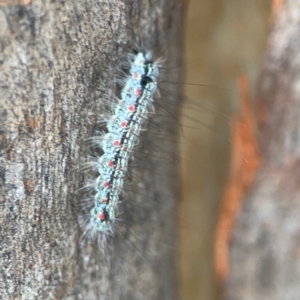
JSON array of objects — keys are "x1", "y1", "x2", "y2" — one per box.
[
  {"x1": 132, "y1": 73, "x2": 140, "y2": 79},
  {"x1": 104, "y1": 181, "x2": 110, "y2": 188},
  {"x1": 102, "y1": 198, "x2": 108, "y2": 204},
  {"x1": 108, "y1": 161, "x2": 114, "y2": 167},
  {"x1": 113, "y1": 140, "x2": 120, "y2": 147},
  {"x1": 120, "y1": 121, "x2": 127, "y2": 128},
  {"x1": 128, "y1": 105, "x2": 135, "y2": 112},
  {"x1": 98, "y1": 212, "x2": 105, "y2": 221},
  {"x1": 134, "y1": 88, "x2": 141, "y2": 96}
]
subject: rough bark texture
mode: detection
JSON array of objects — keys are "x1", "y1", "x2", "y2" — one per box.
[
  {"x1": 225, "y1": 1, "x2": 300, "y2": 299},
  {"x1": 0, "y1": 1, "x2": 182, "y2": 299}
]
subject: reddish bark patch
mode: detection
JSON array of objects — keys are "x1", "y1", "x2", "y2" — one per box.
[{"x1": 214, "y1": 74, "x2": 260, "y2": 281}]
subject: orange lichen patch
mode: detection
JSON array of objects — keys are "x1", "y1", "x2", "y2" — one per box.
[{"x1": 214, "y1": 74, "x2": 260, "y2": 281}]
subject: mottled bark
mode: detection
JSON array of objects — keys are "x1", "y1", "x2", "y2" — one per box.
[
  {"x1": 226, "y1": 1, "x2": 300, "y2": 299},
  {"x1": 0, "y1": 1, "x2": 182, "y2": 299}
]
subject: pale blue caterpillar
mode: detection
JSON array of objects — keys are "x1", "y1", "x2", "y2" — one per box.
[{"x1": 87, "y1": 52, "x2": 159, "y2": 236}]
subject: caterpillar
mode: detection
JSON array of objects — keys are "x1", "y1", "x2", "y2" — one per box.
[{"x1": 85, "y1": 52, "x2": 160, "y2": 239}]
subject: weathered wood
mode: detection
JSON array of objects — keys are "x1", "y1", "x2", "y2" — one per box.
[
  {"x1": 225, "y1": 1, "x2": 300, "y2": 299},
  {"x1": 0, "y1": 1, "x2": 182, "y2": 299}
]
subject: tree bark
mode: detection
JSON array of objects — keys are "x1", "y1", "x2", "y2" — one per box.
[
  {"x1": 225, "y1": 1, "x2": 300, "y2": 299},
  {"x1": 0, "y1": 1, "x2": 182, "y2": 299}
]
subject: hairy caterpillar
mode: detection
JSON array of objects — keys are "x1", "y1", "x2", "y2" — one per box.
[{"x1": 83, "y1": 52, "x2": 161, "y2": 243}]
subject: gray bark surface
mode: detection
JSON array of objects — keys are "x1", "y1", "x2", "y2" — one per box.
[
  {"x1": 225, "y1": 1, "x2": 300, "y2": 299},
  {"x1": 0, "y1": 1, "x2": 182, "y2": 299}
]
